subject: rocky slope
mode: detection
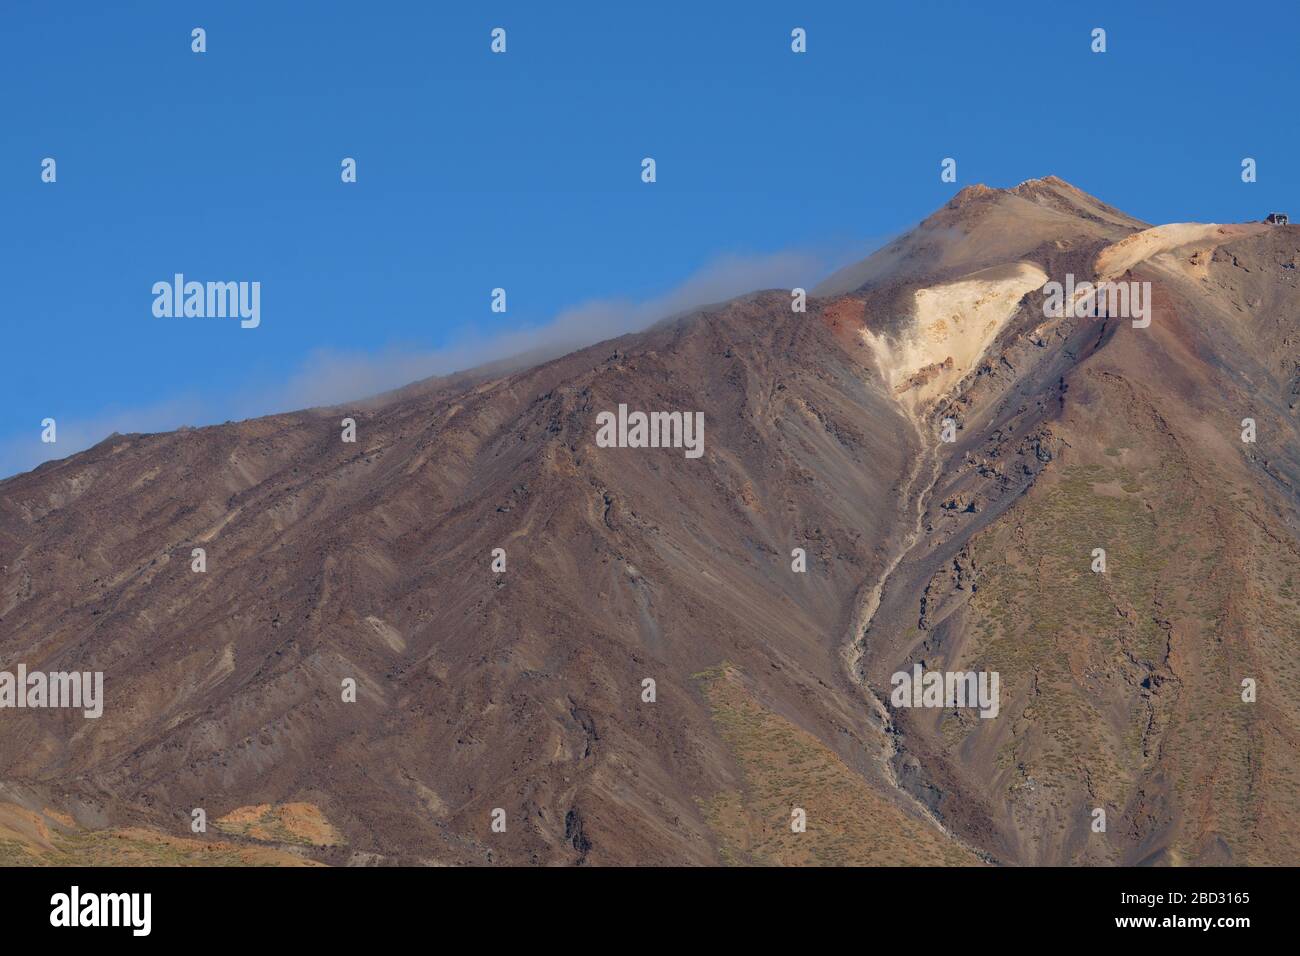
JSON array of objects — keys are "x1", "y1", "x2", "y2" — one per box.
[{"x1": 2, "y1": 177, "x2": 1297, "y2": 865}]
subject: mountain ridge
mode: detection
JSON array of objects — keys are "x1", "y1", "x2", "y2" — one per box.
[{"x1": 3, "y1": 180, "x2": 1298, "y2": 866}]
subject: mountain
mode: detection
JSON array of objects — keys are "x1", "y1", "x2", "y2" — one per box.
[{"x1": 2, "y1": 178, "x2": 1298, "y2": 866}]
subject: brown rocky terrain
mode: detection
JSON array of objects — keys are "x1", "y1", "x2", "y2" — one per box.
[{"x1": 2, "y1": 177, "x2": 1297, "y2": 865}]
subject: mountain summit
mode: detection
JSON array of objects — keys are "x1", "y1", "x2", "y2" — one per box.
[{"x1": 3, "y1": 181, "x2": 1298, "y2": 865}]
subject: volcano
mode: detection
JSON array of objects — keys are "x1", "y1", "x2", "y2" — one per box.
[{"x1": 3, "y1": 177, "x2": 1299, "y2": 866}]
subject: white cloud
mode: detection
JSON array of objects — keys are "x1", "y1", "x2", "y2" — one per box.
[
  {"x1": 263, "y1": 249, "x2": 829, "y2": 411},
  {"x1": 0, "y1": 395, "x2": 207, "y2": 480},
  {"x1": 0, "y1": 245, "x2": 870, "y2": 479}
]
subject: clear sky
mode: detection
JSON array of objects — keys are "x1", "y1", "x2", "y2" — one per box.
[{"x1": 2, "y1": 0, "x2": 1296, "y2": 476}]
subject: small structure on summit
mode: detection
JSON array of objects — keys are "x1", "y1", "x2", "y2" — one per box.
[{"x1": 1265, "y1": 212, "x2": 1289, "y2": 225}]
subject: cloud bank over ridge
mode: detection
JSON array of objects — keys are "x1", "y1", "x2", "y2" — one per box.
[{"x1": 0, "y1": 245, "x2": 866, "y2": 479}]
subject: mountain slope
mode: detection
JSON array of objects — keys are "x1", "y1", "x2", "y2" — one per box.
[
  {"x1": 855, "y1": 204, "x2": 1300, "y2": 865},
  {"x1": 2, "y1": 179, "x2": 1297, "y2": 866}
]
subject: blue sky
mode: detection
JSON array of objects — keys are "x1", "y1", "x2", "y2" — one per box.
[{"x1": 2, "y1": 0, "x2": 1296, "y2": 476}]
